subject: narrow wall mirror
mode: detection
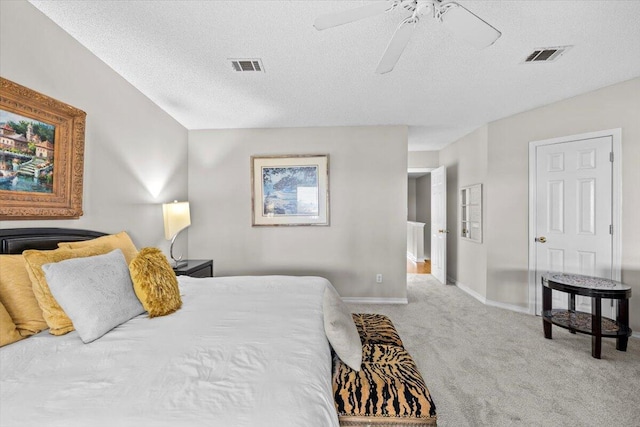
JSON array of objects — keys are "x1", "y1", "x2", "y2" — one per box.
[{"x1": 461, "y1": 183, "x2": 482, "y2": 243}]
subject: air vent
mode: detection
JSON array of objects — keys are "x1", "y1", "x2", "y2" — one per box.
[
  {"x1": 229, "y1": 58, "x2": 265, "y2": 72},
  {"x1": 523, "y1": 46, "x2": 572, "y2": 63}
]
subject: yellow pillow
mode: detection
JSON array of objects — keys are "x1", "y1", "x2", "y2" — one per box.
[
  {"x1": 129, "y1": 247, "x2": 182, "y2": 318},
  {"x1": 58, "y1": 231, "x2": 138, "y2": 265},
  {"x1": 0, "y1": 255, "x2": 48, "y2": 336},
  {"x1": 22, "y1": 246, "x2": 114, "y2": 335},
  {"x1": 0, "y1": 300, "x2": 25, "y2": 347}
]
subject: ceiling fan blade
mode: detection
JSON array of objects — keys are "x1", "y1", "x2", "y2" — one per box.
[
  {"x1": 314, "y1": 1, "x2": 394, "y2": 31},
  {"x1": 375, "y1": 18, "x2": 417, "y2": 74},
  {"x1": 440, "y1": 2, "x2": 501, "y2": 49}
]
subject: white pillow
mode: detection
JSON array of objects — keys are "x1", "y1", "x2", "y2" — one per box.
[
  {"x1": 323, "y1": 283, "x2": 362, "y2": 371},
  {"x1": 42, "y1": 249, "x2": 145, "y2": 343}
]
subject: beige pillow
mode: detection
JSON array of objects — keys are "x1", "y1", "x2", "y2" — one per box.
[
  {"x1": 0, "y1": 255, "x2": 48, "y2": 336},
  {"x1": 22, "y1": 246, "x2": 115, "y2": 335},
  {"x1": 58, "y1": 231, "x2": 138, "y2": 265},
  {"x1": 129, "y1": 247, "x2": 182, "y2": 318},
  {"x1": 323, "y1": 284, "x2": 362, "y2": 371},
  {"x1": 0, "y1": 300, "x2": 25, "y2": 347}
]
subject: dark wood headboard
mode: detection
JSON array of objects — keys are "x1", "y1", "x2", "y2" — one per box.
[{"x1": 0, "y1": 228, "x2": 106, "y2": 254}]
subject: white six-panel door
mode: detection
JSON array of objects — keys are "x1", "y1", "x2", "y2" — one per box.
[
  {"x1": 431, "y1": 166, "x2": 447, "y2": 284},
  {"x1": 534, "y1": 136, "x2": 613, "y2": 316}
]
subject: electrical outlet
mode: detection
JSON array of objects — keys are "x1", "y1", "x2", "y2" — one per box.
[{"x1": 376, "y1": 274, "x2": 383, "y2": 283}]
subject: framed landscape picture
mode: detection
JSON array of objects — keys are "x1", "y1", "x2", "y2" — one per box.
[
  {"x1": 251, "y1": 154, "x2": 329, "y2": 226},
  {"x1": 0, "y1": 77, "x2": 86, "y2": 219}
]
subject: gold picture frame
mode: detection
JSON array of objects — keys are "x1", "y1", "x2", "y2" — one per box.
[
  {"x1": 0, "y1": 77, "x2": 86, "y2": 220},
  {"x1": 251, "y1": 154, "x2": 329, "y2": 226}
]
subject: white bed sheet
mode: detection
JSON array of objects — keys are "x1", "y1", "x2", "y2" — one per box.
[{"x1": 0, "y1": 275, "x2": 339, "y2": 427}]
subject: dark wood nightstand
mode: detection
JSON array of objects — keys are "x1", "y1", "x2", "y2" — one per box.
[{"x1": 172, "y1": 260, "x2": 213, "y2": 278}]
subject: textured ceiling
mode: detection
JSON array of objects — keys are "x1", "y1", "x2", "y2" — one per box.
[{"x1": 29, "y1": 0, "x2": 640, "y2": 151}]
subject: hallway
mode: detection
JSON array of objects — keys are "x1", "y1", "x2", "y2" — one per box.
[{"x1": 407, "y1": 258, "x2": 431, "y2": 274}]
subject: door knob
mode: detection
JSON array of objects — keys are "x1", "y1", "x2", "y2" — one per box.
[
  {"x1": 535, "y1": 236, "x2": 547, "y2": 243},
  {"x1": 438, "y1": 229, "x2": 449, "y2": 233}
]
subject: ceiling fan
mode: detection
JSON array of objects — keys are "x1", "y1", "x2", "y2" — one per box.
[{"x1": 314, "y1": 0, "x2": 501, "y2": 74}]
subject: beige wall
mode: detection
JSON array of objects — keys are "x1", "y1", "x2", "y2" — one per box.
[
  {"x1": 408, "y1": 178, "x2": 417, "y2": 221},
  {"x1": 485, "y1": 77, "x2": 640, "y2": 332},
  {"x1": 408, "y1": 151, "x2": 439, "y2": 169},
  {"x1": 439, "y1": 126, "x2": 488, "y2": 297},
  {"x1": 0, "y1": 1, "x2": 188, "y2": 255},
  {"x1": 188, "y1": 126, "x2": 408, "y2": 300}
]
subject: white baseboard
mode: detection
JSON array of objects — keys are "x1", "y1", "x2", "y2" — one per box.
[
  {"x1": 454, "y1": 279, "x2": 486, "y2": 303},
  {"x1": 453, "y1": 278, "x2": 530, "y2": 314},
  {"x1": 406, "y1": 253, "x2": 429, "y2": 262},
  {"x1": 633, "y1": 332, "x2": 640, "y2": 340},
  {"x1": 406, "y1": 252, "x2": 418, "y2": 262},
  {"x1": 342, "y1": 297, "x2": 408, "y2": 305},
  {"x1": 484, "y1": 297, "x2": 530, "y2": 314}
]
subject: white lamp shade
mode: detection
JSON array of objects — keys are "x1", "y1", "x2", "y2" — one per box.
[{"x1": 162, "y1": 201, "x2": 191, "y2": 240}]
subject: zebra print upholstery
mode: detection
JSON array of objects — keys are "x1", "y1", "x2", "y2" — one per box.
[{"x1": 333, "y1": 314, "x2": 437, "y2": 426}]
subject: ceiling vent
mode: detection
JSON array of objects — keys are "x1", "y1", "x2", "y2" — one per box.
[
  {"x1": 523, "y1": 46, "x2": 572, "y2": 63},
  {"x1": 229, "y1": 58, "x2": 265, "y2": 72}
]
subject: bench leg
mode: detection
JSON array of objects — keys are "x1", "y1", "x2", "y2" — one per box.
[
  {"x1": 617, "y1": 299, "x2": 629, "y2": 352},
  {"x1": 591, "y1": 297, "x2": 601, "y2": 359}
]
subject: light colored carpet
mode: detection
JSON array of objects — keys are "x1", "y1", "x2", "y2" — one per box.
[{"x1": 346, "y1": 274, "x2": 640, "y2": 427}]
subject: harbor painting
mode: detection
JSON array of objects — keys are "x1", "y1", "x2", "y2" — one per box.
[
  {"x1": 0, "y1": 109, "x2": 55, "y2": 193},
  {"x1": 251, "y1": 155, "x2": 329, "y2": 226},
  {"x1": 1, "y1": 77, "x2": 86, "y2": 220},
  {"x1": 262, "y1": 165, "x2": 319, "y2": 216}
]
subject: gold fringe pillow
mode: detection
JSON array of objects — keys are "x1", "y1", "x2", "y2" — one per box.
[
  {"x1": 129, "y1": 247, "x2": 182, "y2": 318},
  {"x1": 0, "y1": 301, "x2": 25, "y2": 347},
  {"x1": 0, "y1": 255, "x2": 48, "y2": 336},
  {"x1": 58, "y1": 231, "x2": 138, "y2": 266},
  {"x1": 22, "y1": 246, "x2": 114, "y2": 335}
]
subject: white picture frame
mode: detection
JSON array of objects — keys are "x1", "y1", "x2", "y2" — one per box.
[{"x1": 251, "y1": 154, "x2": 329, "y2": 226}]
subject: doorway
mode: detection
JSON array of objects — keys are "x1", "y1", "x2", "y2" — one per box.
[
  {"x1": 430, "y1": 165, "x2": 446, "y2": 284},
  {"x1": 407, "y1": 168, "x2": 433, "y2": 274},
  {"x1": 528, "y1": 129, "x2": 622, "y2": 315}
]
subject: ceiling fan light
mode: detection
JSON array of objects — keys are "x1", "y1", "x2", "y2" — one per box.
[{"x1": 440, "y1": 3, "x2": 501, "y2": 49}]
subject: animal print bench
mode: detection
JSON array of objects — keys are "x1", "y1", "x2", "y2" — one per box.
[
  {"x1": 352, "y1": 313, "x2": 404, "y2": 347},
  {"x1": 332, "y1": 314, "x2": 437, "y2": 426}
]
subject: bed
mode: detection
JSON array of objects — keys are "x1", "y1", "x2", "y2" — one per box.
[{"x1": 0, "y1": 228, "x2": 341, "y2": 427}]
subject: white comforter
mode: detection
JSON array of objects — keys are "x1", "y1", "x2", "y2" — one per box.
[{"x1": 0, "y1": 276, "x2": 339, "y2": 427}]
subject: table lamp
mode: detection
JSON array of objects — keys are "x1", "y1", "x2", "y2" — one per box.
[{"x1": 162, "y1": 200, "x2": 191, "y2": 268}]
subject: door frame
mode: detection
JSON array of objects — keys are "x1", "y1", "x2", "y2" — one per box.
[
  {"x1": 431, "y1": 165, "x2": 447, "y2": 284},
  {"x1": 527, "y1": 128, "x2": 622, "y2": 315}
]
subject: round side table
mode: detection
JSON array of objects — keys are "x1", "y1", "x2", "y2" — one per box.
[{"x1": 542, "y1": 272, "x2": 632, "y2": 359}]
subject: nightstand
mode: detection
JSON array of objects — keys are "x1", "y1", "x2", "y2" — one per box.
[{"x1": 172, "y1": 260, "x2": 213, "y2": 278}]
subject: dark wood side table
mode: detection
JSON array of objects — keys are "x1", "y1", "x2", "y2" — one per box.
[
  {"x1": 542, "y1": 272, "x2": 631, "y2": 359},
  {"x1": 173, "y1": 260, "x2": 213, "y2": 278}
]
